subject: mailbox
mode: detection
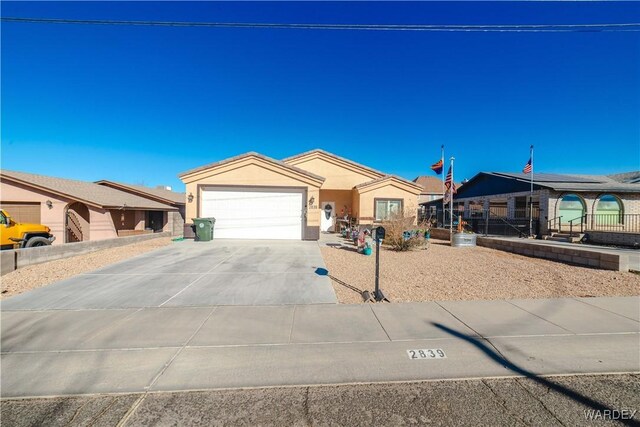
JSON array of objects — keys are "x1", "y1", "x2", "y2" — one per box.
[{"x1": 375, "y1": 226, "x2": 386, "y2": 240}]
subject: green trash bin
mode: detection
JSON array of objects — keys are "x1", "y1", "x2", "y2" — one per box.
[{"x1": 192, "y1": 217, "x2": 215, "y2": 241}]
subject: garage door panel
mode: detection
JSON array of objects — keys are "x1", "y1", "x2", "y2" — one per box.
[
  {"x1": 0, "y1": 203, "x2": 41, "y2": 224},
  {"x1": 201, "y1": 189, "x2": 303, "y2": 240}
]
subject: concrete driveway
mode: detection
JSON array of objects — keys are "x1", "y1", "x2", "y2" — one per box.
[{"x1": 1, "y1": 240, "x2": 337, "y2": 310}]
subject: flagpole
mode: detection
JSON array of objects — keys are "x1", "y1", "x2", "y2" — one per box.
[
  {"x1": 441, "y1": 145, "x2": 445, "y2": 227},
  {"x1": 450, "y1": 156, "x2": 454, "y2": 237},
  {"x1": 529, "y1": 145, "x2": 534, "y2": 237}
]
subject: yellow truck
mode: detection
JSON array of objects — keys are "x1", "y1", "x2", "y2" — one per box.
[{"x1": 0, "y1": 209, "x2": 55, "y2": 250}]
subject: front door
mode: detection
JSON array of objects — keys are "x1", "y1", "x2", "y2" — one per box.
[{"x1": 320, "y1": 201, "x2": 336, "y2": 232}]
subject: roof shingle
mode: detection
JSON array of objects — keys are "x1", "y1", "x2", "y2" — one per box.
[
  {"x1": 487, "y1": 172, "x2": 640, "y2": 193},
  {"x1": 96, "y1": 180, "x2": 185, "y2": 205},
  {"x1": 413, "y1": 176, "x2": 443, "y2": 194},
  {"x1": 1, "y1": 170, "x2": 177, "y2": 210}
]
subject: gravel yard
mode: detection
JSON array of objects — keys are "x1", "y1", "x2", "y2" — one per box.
[
  {"x1": 321, "y1": 239, "x2": 640, "y2": 303},
  {"x1": 0, "y1": 237, "x2": 172, "y2": 299}
]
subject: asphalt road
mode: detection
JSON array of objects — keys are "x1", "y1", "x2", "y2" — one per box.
[{"x1": 2, "y1": 374, "x2": 639, "y2": 426}]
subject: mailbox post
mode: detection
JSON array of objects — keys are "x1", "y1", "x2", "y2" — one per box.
[{"x1": 374, "y1": 226, "x2": 387, "y2": 302}]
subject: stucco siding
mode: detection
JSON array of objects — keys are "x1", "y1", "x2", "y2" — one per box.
[
  {"x1": 286, "y1": 157, "x2": 381, "y2": 189},
  {"x1": 356, "y1": 184, "x2": 420, "y2": 224},
  {"x1": 352, "y1": 191, "x2": 361, "y2": 222},
  {"x1": 320, "y1": 189, "x2": 353, "y2": 218},
  {"x1": 89, "y1": 208, "x2": 119, "y2": 240}
]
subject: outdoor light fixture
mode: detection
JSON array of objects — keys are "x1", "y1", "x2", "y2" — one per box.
[
  {"x1": 188, "y1": 193, "x2": 194, "y2": 203},
  {"x1": 309, "y1": 196, "x2": 315, "y2": 206},
  {"x1": 45, "y1": 200, "x2": 53, "y2": 209}
]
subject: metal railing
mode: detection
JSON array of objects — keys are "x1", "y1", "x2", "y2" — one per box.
[
  {"x1": 567, "y1": 215, "x2": 585, "y2": 236},
  {"x1": 584, "y1": 213, "x2": 640, "y2": 233},
  {"x1": 420, "y1": 207, "x2": 540, "y2": 224},
  {"x1": 484, "y1": 210, "x2": 533, "y2": 238},
  {"x1": 425, "y1": 208, "x2": 538, "y2": 237},
  {"x1": 547, "y1": 215, "x2": 562, "y2": 232},
  {"x1": 483, "y1": 206, "x2": 540, "y2": 220}
]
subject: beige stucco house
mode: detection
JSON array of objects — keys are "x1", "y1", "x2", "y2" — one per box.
[
  {"x1": 179, "y1": 150, "x2": 421, "y2": 240},
  {"x1": 0, "y1": 170, "x2": 179, "y2": 244}
]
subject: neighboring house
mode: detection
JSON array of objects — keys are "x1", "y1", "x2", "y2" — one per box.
[
  {"x1": 413, "y1": 175, "x2": 444, "y2": 204},
  {"x1": 95, "y1": 180, "x2": 185, "y2": 237},
  {"x1": 178, "y1": 149, "x2": 422, "y2": 240},
  {"x1": 420, "y1": 171, "x2": 640, "y2": 236},
  {"x1": 0, "y1": 170, "x2": 178, "y2": 244}
]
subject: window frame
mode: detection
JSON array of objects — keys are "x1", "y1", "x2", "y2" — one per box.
[{"x1": 373, "y1": 198, "x2": 404, "y2": 222}]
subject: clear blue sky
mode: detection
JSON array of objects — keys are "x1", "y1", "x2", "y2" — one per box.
[{"x1": 2, "y1": 2, "x2": 639, "y2": 191}]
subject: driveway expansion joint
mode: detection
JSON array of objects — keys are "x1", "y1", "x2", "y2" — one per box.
[
  {"x1": 145, "y1": 306, "x2": 219, "y2": 391},
  {"x1": 571, "y1": 297, "x2": 640, "y2": 323},
  {"x1": 368, "y1": 304, "x2": 392, "y2": 342},
  {"x1": 505, "y1": 300, "x2": 576, "y2": 334},
  {"x1": 157, "y1": 248, "x2": 243, "y2": 307}
]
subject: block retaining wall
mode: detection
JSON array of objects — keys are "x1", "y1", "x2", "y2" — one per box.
[
  {"x1": 585, "y1": 231, "x2": 639, "y2": 248},
  {"x1": 476, "y1": 237, "x2": 629, "y2": 272},
  {"x1": 0, "y1": 232, "x2": 171, "y2": 276},
  {"x1": 428, "y1": 229, "x2": 629, "y2": 272}
]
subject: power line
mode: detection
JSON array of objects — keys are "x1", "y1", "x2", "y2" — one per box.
[{"x1": 2, "y1": 17, "x2": 640, "y2": 32}]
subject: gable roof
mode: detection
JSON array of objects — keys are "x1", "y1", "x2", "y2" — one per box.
[
  {"x1": 178, "y1": 152, "x2": 325, "y2": 183},
  {"x1": 413, "y1": 175, "x2": 443, "y2": 194},
  {"x1": 356, "y1": 175, "x2": 423, "y2": 193},
  {"x1": 282, "y1": 149, "x2": 386, "y2": 179},
  {"x1": 95, "y1": 180, "x2": 185, "y2": 205},
  {"x1": 1, "y1": 170, "x2": 177, "y2": 211}
]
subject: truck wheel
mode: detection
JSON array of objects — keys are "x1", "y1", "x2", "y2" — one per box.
[{"x1": 25, "y1": 237, "x2": 51, "y2": 248}]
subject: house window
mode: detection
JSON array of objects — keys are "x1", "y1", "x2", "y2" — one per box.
[
  {"x1": 595, "y1": 194, "x2": 623, "y2": 226},
  {"x1": 558, "y1": 194, "x2": 586, "y2": 224},
  {"x1": 375, "y1": 199, "x2": 403, "y2": 221},
  {"x1": 468, "y1": 201, "x2": 484, "y2": 218}
]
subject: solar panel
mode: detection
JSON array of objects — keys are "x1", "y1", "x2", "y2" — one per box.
[{"x1": 493, "y1": 172, "x2": 603, "y2": 183}]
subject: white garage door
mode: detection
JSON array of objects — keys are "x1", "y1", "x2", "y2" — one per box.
[{"x1": 201, "y1": 188, "x2": 304, "y2": 239}]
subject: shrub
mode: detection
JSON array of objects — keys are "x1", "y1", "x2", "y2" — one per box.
[{"x1": 380, "y1": 210, "x2": 431, "y2": 251}]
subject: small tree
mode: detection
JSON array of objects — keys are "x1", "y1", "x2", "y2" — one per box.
[{"x1": 381, "y1": 210, "x2": 430, "y2": 251}]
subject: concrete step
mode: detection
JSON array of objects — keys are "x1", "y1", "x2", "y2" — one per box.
[{"x1": 544, "y1": 234, "x2": 584, "y2": 243}]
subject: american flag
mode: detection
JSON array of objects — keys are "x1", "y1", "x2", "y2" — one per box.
[
  {"x1": 430, "y1": 159, "x2": 444, "y2": 174},
  {"x1": 444, "y1": 165, "x2": 456, "y2": 194},
  {"x1": 523, "y1": 157, "x2": 532, "y2": 174}
]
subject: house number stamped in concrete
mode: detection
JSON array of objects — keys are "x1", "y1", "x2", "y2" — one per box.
[{"x1": 407, "y1": 349, "x2": 447, "y2": 360}]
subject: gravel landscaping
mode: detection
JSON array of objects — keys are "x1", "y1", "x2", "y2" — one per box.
[
  {"x1": 0, "y1": 237, "x2": 172, "y2": 299},
  {"x1": 321, "y1": 238, "x2": 640, "y2": 304}
]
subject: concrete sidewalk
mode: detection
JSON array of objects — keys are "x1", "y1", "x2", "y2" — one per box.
[{"x1": 2, "y1": 296, "x2": 638, "y2": 398}]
